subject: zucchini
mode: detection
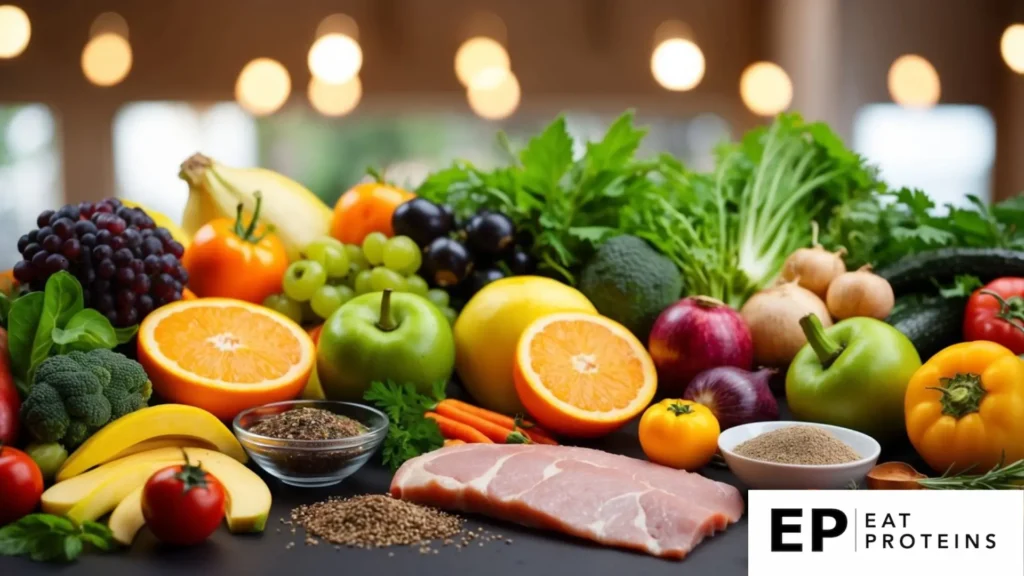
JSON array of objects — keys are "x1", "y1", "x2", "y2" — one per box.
[
  {"x1": 876, "y1": 248, "x2": 1024, "y2": 296},
  {"x1": 886, "y1": 294, "x2": 965, "y2": 362}
]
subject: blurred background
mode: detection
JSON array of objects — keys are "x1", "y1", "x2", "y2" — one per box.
[{"x1": 0, "y1": 0, "x2": 1023, "y2": 267}]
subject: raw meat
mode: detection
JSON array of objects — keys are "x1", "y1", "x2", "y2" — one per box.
[{"x1": 390, "y1": 444, "x2": 745, "y2": 560}]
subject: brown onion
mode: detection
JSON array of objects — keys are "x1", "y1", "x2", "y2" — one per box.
[
  {"x1": 780, "y1": 223, "x2": 846, "y2": 298},
  {"x1": 740, "y1": 280, "x2": 832, "y2": 367},
  {"x1": 826, "y1": 265, "x2": 895, "y2": 320}
]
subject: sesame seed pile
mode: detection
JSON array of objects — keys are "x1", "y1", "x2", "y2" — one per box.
[
  {"x1": 734, "y1": 425, "x2": 861, "y2": 465},
  {"x1": 288, "y1": 495, "x2": 463, "y2": 549}
]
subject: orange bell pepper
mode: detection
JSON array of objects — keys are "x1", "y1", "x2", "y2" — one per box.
[
  {"x1": 904, "y1": 341, "x2": 1024, "y2": 474},
  {"x1": 182, "y1": 191, "x2": 289, "y2": 304}
]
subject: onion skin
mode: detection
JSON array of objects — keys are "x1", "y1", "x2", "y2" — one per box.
[
  {"x1": 781, "y1": 246, "x2": 847, "y2": 299},
  {"x1": 826, "y1": 267, "x2": 895, "y2": 320},
  {"x1": 683, "y1": 367, "x2": 779, "y2": 430},
  {"x1": 740, "y1": 282, "x2": 832, "y2": 368},
  {"x1": 648, "y1": 297, "x2": 753, "y2": 395}
]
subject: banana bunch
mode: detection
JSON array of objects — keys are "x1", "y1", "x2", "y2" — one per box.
[{"x1": 178, "y1": 154, "x2": 333, "y2": 260}]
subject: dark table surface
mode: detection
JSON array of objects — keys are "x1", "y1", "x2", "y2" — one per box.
[{"x1": 0, "y1": 398, "x2": 918, "y2": 576}]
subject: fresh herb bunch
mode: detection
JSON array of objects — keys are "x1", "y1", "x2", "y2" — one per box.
[
  {"x1": 418, "y1": 112, "x2": 672, "y2": 284},
  {"x1": 0, "y1": 513, "x2": 116, "y2": 563},
  {"x1": 823, "y1": 189, "x2": 1024, "y2": 270},
  {"x1": 364, "y1": 380, "x2": 446, "y2": 472},
  {"x1": 918, "y1": 458, "x2": 1024, "y2": 490},
  {"x1": 630, "y1": 113, "x2": 882, "y2": 307}
]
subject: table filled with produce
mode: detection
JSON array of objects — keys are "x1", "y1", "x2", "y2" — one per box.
[{"x1": 1, "y1": 111, "x2": 1023, "y2": 574}]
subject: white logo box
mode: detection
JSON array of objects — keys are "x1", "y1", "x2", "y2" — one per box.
[{"x1": 748, "y1": 490, "x2": 1024, "y2": 576}]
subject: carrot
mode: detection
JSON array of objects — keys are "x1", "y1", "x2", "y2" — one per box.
[
  {"x1": 434, "y1": 402, "x2": 531, "y2": 444},
  {"x1": 438, "y1": 399, "x2": 558, "y2": 445},
  {"x1": 425, "y1": 412, "x2": 492, "y2": 444},
  {"x1": 443, "y1": 439, "x2": 466, "y2": 447}
]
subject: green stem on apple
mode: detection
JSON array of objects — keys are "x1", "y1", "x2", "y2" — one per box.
[{"x1": 377, "y1": 289, "x2": 398, "y2": 332}]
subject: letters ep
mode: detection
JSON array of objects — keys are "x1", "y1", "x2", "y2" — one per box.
[{"x1": 770, "y1": 508, "x2": 848, "y2": 552}]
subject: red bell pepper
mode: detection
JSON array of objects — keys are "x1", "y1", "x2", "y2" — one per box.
[{"x1": 964, "y1": 277, "x2": 1024, "y2": 354}]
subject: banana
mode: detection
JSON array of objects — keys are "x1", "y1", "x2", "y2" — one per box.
[
  {"x1": 179, "y1": 153, "x2": 333, "y2": 260},
  {"x1": 118, "y1": 199, "x2": 191, "y2": 249}
]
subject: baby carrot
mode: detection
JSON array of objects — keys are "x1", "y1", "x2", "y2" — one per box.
[
  {"x1": 435, "y1": 402, "x2": 530, "y2": 444},
  {"x1": 438, "y1": 399, "x2": 558, "y2": 445},
  {"x1": 425, "y1": 412, "x2": 492, "y2": 444},
  {"x1": 443, "y1": 439, "x2": 466, "y2": 447}
]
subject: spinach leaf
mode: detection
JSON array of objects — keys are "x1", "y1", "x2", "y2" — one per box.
[
  {"x1": 52, "y1": 309, "x2": 118, "y2": 353},
  {"x1": 0, "y1": 292, "x2": 10, "y2": 328},
  {"x1": 7, "y1": 291, "x2": 44, "y2": 382},
  {"x1": 28, "y1": 272, "x2": 83, "y2": 381}
]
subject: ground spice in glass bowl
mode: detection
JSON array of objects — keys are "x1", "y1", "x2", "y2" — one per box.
[{"x1": 233, "y1": 400, "x2": 388, "y2": 487}]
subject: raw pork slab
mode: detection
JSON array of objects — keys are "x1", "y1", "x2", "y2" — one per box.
[{"x1": 390, "y1": 444, "x2": 745, "y2": 560}]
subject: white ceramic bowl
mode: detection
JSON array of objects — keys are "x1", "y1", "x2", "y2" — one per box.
[{"x1": 718, "y1": 421, "x2": 881, "y2": 490}]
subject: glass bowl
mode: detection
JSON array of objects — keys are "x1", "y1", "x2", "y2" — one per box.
[{"x1": 233, "y1": 400, "x2": 388, "y2": 488}]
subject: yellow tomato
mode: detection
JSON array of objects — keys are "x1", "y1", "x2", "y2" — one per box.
[
  {"x1": 639, "y1": 399, "x2": 720, "y2": 471},
  {"x1": 453, "y1": 276, "x2": 596, "y2": 415}
]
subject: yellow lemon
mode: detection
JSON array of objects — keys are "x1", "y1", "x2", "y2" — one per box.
[{"x1": 453, "y1": 276, "x2": 596, "y2": 415}]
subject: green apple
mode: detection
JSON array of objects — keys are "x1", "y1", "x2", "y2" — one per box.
[{"x1": 317, "y1": 289, "x2": 455, "y2": 400}]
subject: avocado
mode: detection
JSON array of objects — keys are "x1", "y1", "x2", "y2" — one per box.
[{"x1": 579, "y1": 235, "x2": 683, "y2": 340}]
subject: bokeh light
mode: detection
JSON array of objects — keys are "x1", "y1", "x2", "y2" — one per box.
[
  {"x1": 1001, "y1": 24, "x2": 1024, "y2": 74},
  {"x1": 308, "y1": 33, "x2": 362, "y2": 84},
  {"x1": 308, "y1": 76, "x2": 362, "y2": 117},
  {"x1": 455, "y1": 37, "x2": 511, "y2": 89},
  {"x1": 740, "y1": 62, "x2": 793, "y2": 116},
  {"x1": 651, "y1": 38, "x2": 705, "y2": 91},
  {"x1": 888, "y1": 54, "x2": 940, "y2": 108},
  {"x1": 236, "y1": 58, "x2": 292, "y2": 116},
  {"x1": 82, "y1": 33, "x2": 133, "y2": 87},
  {"x1": 0, "y1": 5, "x2": 31, "y2": 59},
  {"x1": 467, "y1": 70, "x2": 520, "y2": 120},
  {"x1": 89, "y1": 11, "x2": 129, "y2": 39}
]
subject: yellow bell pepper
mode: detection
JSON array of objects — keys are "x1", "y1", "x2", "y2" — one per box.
[{"x1": 904, "y1": 341, "x2": 1024, "y2": 474}]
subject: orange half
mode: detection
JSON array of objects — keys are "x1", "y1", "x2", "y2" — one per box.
[
  {"x1": 513, "y1": 312, "x2": 657, "y2": 438},
  {"x1": 138, "y1": 298, "x2": 315, "y2": 421}
]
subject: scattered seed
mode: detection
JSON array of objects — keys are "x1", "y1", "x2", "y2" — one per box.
[{"x1": 290, "y1": 494, "x2": 463, "y2": 549}]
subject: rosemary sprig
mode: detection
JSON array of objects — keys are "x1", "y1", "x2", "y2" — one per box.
[{"x1": 918, "y1": 458, "x2": 1024, "y2": 490}]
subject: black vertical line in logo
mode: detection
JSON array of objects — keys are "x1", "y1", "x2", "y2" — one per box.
[{"x1": 854, "y1": 509, "x2": 857, "y2": 552}]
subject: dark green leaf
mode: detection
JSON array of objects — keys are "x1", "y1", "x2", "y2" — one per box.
[
  {"x1": 519, "y1": 116, "x2": 573, "y2": 192},
  {"x1": 52, "y1": 308, "x2": 120, "y2": 353},
  {"x1": 935, "y1": 275, "x2": 983, "y2": 299},
  {"x1": 62, "y1": 535, "x2": 83, "y2": 561},
  {"x1": 79, "y1": 534, "x2": 111, "y2": 551},
  {"x1": 19, "y1": 514, "x2": 76, "y2": 534},
  {"x1": 114, "y1": 324, "x2": 139, "y2": 344},
  {"x1": 0, "y1": 524, "x2": 29, "y2": 556},
  {"x1": 584, "y1": 111, "x2": 646, "y2": 174},
  {"x1": 29, "y1": 272, "x2": 84, "y2": 381},
  {"x1": 7, "y1": 291, "x2": 44, "y2": 382},
  {"x1": 28, "y1": 532, "x2": 65, "y2": 562},
  {"x1": 0, "y1": 292, "x2": 10, "y2": 327},
  {"x1": 81, "y1": 522, "x2": 113, "y2": 541}
]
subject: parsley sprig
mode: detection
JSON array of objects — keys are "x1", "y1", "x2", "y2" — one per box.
[
  {"x1": 364, "y1": 380, "x2": 446, "y2": 472},
  {"x1": 0, "y1": 513, "x2": 116, "y2": 563}
]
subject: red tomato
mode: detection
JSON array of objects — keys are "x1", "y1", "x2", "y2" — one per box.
[
  {"x1": 964, "y1": 277, "x2": 1024, "y2": 354},
  {"x1": 142, "y1": 457, "x2": 226, "y2": 546},
  {"x1": 0, "y1": 444, "x2": 44, "y2": 525}
]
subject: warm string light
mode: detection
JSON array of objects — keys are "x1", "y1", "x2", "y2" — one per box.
[
  {"x1": 308, "y1": 76, "x2": 362, "y2": 116},
  {"x1": 82, "y1": 33, "x2": 132, "y2": 87},
  {"x1": 236, "y1": 58, "x2": 292, "y2": 116},
  {"x1": 1001, "y1": 24, "x2": 1024, "y2": 74},
  {"x1": 0, "y1": 4, "x2": 30, "y2": 59},
  {"x1": 651, "y1": 38, "x2": 705, "y2": 91},
  {"x1": 740, "y1": 62, "x2": 793, "y2": 116},
  {"x1": 888, "y1": 54, "x2": 940, "y2": 108},
  {"x1": 467, "y1": 71, "x2": 520, "y2": 120}
]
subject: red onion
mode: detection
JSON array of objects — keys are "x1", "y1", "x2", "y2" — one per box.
[
  {"x1": 682, "y1": 367, "x2": 779, "y2": 430},
  {"x1": 648, "y1": 296, "x2": 753, "y2": 394}
]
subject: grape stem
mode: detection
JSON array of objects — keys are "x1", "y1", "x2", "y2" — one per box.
[
  {"x1": 377, "y1": 289, "x2": 398, "y2": 332},
  {"x1": 233, "y1": 191, "x2": 266, "y2": 244}
]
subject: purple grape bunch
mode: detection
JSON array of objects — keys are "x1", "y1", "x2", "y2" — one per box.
[{"x1": 13, "y1": 198, "x2": 188, "y2": 327}]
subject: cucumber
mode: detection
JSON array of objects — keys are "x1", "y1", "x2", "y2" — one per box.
[
  {"x1": 886, "y1": 295, "x2": 965, "y2": 362},
  {"x1": 876, "y1": 248, "x2": 1024, "y2": 296}
]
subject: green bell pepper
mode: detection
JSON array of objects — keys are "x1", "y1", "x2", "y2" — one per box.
[{"x1": 786, "y1": 315, "x2": 922, "y2": 442}]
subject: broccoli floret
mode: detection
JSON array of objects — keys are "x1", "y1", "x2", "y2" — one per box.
[{"x1": 20, "y1": 350, "x2": 152, "y2": 448}]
